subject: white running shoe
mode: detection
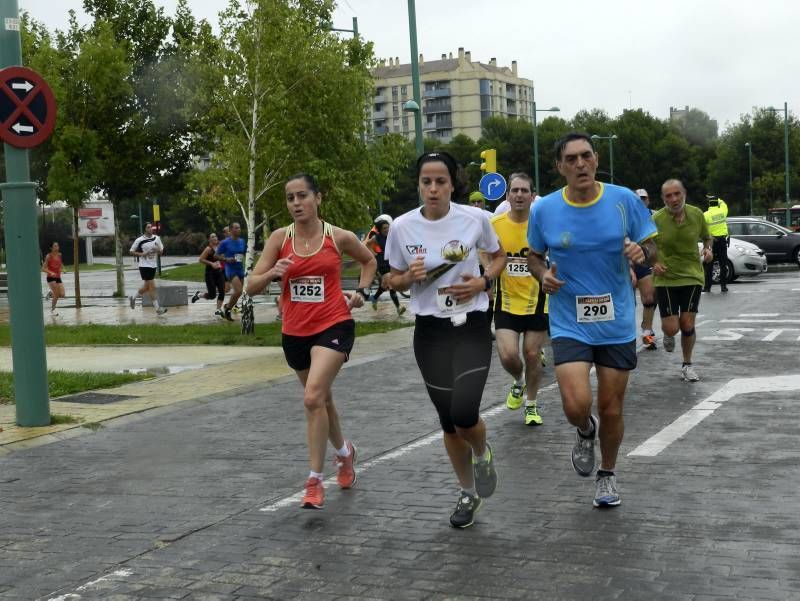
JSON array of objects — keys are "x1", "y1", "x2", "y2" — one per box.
[{"x1": 681, "y1": 364, "x2": 700, "y2": 382}]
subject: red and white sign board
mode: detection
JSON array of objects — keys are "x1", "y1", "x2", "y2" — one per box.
[
  {"x1": 0, "y1": 66, "x2": 57, "y2": 149},
  {"x1": 77, "y1": 202, "x2": 115, "y2": 237}
]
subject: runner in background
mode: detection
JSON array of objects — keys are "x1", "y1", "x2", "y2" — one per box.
[
  {"x1": 129, "y1": 223, "x2": 167, "y2": 315},
  {"x1": 41, "y1": 241, "x2": 64, "y2": 315}
]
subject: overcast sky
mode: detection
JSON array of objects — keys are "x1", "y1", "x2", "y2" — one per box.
[{"x1": 19, "y1": 0, "x2": 800, "y2": 132}]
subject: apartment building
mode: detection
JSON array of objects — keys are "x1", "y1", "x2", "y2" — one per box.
[{"x1": 370, "y1": 48, "x2": 534, "y2": 142}]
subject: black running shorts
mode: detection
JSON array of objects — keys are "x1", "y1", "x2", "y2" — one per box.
[
  {"x1": 493, "y1": 309, "x2": 549, "y2": 334},
  {"x1": 282, "y1": 319, "x2": 355, "y2": 372},
  {"x1": 656, "y1": 285, "x2": 702, "y2": 318},
  {"x1": 551, "y1": 337, "x2": 637, "y2": 370},
  {"x1": 139, "y1": 267, "x2": 156, "y2": 281}
]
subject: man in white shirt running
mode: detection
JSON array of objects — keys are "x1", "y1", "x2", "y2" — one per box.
[{"x1": 129, "y1": 222, "x2": 167, "y2": 315}]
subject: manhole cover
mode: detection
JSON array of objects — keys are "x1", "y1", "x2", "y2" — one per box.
[{"x1": 55, "y1": 392, "x2": 136, "y2": 405}]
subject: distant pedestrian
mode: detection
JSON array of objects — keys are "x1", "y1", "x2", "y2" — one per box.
[
  {"x1": 703, "y1": 194, "x2": 729, "y2": 292},
  {"x1": 386, "y1": 151, "x2": 505, "y2": 528},
  {"x1": 216, "y1": 222, "x2": 246, "y2": 321},
  {"x1": 652, "y1": 179, "x2": 712, "y2": 382},
  {"x1": 191, "y1": 232, "x2": 226, "y2": 317},
  {"x1": 41, "y1": 241, "x2": 64, "y2": 315},
  {"x1": 363, "y1": 215, "x2": 405, "y2": 316},
  {"x1": 247, "y1": 173, "x2": 377, "y2": 510},
  {"x1": 633, "y1": 188, "x2": 659, "y2": 349},
  {"x1": 129, "y1": 223, "x2": 167, "y2": 315}
]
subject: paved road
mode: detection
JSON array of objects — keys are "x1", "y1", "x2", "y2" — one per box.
[{"x1": 1, "y1": 272, "x2": 800, "y2": 600}]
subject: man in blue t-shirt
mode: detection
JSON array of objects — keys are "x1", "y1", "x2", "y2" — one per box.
[
  {"x1": 526, "y1": 132, "x2": 658, "y2": 510},
  {"x1": 216, "y1": 222, "x2": 246, "y2": 321}
]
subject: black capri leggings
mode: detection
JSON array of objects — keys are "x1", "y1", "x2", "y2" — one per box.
[
  {"x1": 413, "y1": 311, "x2": 493, "y2": 433},
  {"x1": 204, "y1": 268, "x2": 226, "y2": 301}
]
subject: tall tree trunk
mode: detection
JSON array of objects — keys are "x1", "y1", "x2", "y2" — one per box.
[
  {"x1": 114, "y1": 207, "x2": 124, "y2": 297},
  {"x1": 72, "y1": 208, "x2": 82, "y2": 308},
  {"x1": 246, "y1": 80, "x2": 259, "y2": 271}
]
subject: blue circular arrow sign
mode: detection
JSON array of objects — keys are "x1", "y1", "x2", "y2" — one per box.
[{"x1": 479, "y1": 173, "x2": 507, "y2": 201}]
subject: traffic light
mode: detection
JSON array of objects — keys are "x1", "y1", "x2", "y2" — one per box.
[{"x1": 480, "y1": 149, "x2": 497, "y2": 174}]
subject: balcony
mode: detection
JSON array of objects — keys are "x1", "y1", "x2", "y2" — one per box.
[
  {"x1": 423, "y1": 87, "x2": 451, "y2": 99},
  {"x1": 423, "y1": 103, "x2": 451, "y2": 115},
  {"x1": 373, "y1": 93, "x2": 386, "y2": 103},
  {"x1": 372, "y1": 110, "x2": 387, "y2": 119},
  {"x1": 373, "y1": 125, "x2": 389, "y2": 135}
]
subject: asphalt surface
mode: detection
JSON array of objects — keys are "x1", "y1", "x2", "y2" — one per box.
[{"x1": 1, "y1": 269, "x2": 800, "y2": 600}]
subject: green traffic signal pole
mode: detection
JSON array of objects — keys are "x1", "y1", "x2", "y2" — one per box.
[
  {"x1": 0, "y1": 0, "x2": 50, "y2": 425},
  {"x1": 407, "y1": 0, "x2": 424, "y2": 158}
]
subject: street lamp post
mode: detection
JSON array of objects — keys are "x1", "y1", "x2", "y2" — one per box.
[
  {"x1": 406, "y1": 0, "x2": 424, "y2": 158},
  {"x1": 531, "y1": 101, "x2": 560, "y2": 193},
  {"x1": 329, "y1": 16, "x2": 358, "y2": 38},
  {"x1": 744, "y1": 142, "x2": 753, "y2": 215},
  {"x1": 767, "y1": 102, "x2": 791, "y2": 223},
  {"x1": 590, "y1": 134, "x2": 618, "y2": 183}
]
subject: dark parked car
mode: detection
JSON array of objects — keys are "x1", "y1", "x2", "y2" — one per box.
[{"x1": 727, "y1": 217, "x2": 800, "y2": 266}]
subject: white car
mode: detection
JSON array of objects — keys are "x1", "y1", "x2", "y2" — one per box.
[{"x1": 700, "y1": 237, "x2": 768, "y2": 284}]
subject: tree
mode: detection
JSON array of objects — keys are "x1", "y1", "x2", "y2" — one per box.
[{"x1": 190, "y1": 0, "x2": 404, "y2": 264}]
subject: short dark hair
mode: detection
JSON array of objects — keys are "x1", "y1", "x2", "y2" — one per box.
[
  {"x1": 286, "y1": 172, "x2": 320, "y2": 194},
  {"x1": 553, "y1": 132, "x2": 595, "y2": 162},
  {"x1": 508, "y1": 172, "x2": 534, "y2": 192}
]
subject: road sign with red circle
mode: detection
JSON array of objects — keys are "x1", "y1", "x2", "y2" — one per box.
[{"x1": 0, "y1": 66, "x2": 57, "y2": 149}]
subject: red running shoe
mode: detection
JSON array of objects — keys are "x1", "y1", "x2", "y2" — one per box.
[
  {"x1": 301, "y1": 477, "x2": 324, "y2": 509},
  {"x1": 334, "y1": 441, "x2": 357, "y2": 489}
]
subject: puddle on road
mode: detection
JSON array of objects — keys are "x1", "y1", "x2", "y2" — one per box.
[{"x1": 117, "y1": 364, "x2": 206, "y2": 376}]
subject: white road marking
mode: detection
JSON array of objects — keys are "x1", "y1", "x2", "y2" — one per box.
[
  {"x1": 47, "y1": 569, "x2": 134, "y2": 601},
  {"x1": 721, "y1": 319, "x2": 800, "y2": 323},
  {"x1": 628, "y1": 374, "x2": 800, "y2": 457},
  {"x1": 259, "y1": 381, "x2": 561, "y2": 513},
  {"x1": 703, "y1": 328, "x2": 754, "y2": 341},
  {"x1": 762, "y1": 328, "x2": 800, "y2": 341},
  {"x1": 739, "y1": 313, "x2": 779, "y2": 317}
]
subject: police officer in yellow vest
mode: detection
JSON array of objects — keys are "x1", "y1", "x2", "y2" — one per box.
[{"x1": 703, "y1": 194, "x2": 729, "y2": 292}]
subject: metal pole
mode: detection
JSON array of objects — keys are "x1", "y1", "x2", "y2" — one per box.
[
  {"x1": 0, "y1": 0, "x2": 50, "y2": 425},
  {"x1": 352, "y1": 16, "x2": 358, "y2": 38},
  {"x1": 783, "y1": 101, "x2": 790, "y2": 205},
  {"x1": 746, "y1": 143, "x2": 753, "y2": 215},
  {"x1": 407, "y1": 0, "x2": 424, "y2": 158},
  {"x1": 609, "y1": 138, "x2": 615, "y2": 184},
  {"x1": 532, "y1": 100, "x2": 540, "y2": 193}
]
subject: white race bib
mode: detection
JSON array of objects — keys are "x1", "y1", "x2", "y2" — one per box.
[
  {"x1": 290, "y1": 276, "x2": 324, "y2": 303},
  {"x1": 505, "y1": 258, "x2": 530, "y2": 277},
  {"x1": 234, "y1": 253, "x2": 244, "y2": 263},
  {"x1": 576, "y1": 293, "x2": 614, "y2": 323},
  {"x1": 436, "y1": 287, "x2": 475, "y2": 314}
]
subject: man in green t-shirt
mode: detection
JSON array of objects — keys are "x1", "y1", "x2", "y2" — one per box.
[{"x1": 652, "y1": 179, "x2": 713, "y2": 382}]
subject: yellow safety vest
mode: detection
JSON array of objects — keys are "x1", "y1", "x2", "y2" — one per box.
[{"x1": 704, "y1": 199, "x2": 728, "y2": 236}]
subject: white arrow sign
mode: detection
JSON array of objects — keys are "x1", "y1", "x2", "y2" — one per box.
[
  {"x1": 11, "y1": 80, "x2": 32, "y2": 93},
  {"x1": 11, "y1": 122, "x2": 33, "y2": 134}
]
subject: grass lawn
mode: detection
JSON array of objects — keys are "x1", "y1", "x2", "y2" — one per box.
[
  {"x1": 160, "y1": 261, "x2": 365, "y2": 282},
  {"x1": 160, "y1": 262, "x2": 204, "y2": 282},
  {"x1": 62, "y1": 262, "x2": 116, "y2": 272},
  {"x1": 0, "y1": 371, "x2": 152, "y2": 405},
  {"x1": 0, "y1": 321, "x2": 410, "y2": 347}
]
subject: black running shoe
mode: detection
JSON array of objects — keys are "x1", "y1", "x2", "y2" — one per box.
[
  {"x1": 191, "y1": 291, "x2": 201, "y2": 303},
  {"x1": 449, "y1": 491, "x2": 482, "y2": 529},
  {"x1": 472, "y1": 442, "x2": 498, "y2": 498}
]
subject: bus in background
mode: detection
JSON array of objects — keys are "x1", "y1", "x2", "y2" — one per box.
[{"x1": 766, "y1": 206, "x2": 800, "y2": 231}]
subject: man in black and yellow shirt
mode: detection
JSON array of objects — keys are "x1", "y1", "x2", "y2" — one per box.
[{"x1": 490, "y1": 172, "x2": 549, "y2": 425}]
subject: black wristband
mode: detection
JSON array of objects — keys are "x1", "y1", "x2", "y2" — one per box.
[
  {"x1": 483, "y1": 275, "x2": 493, "y2": 291},
  {"x1": 639, "y1": 243, "x2": 649, "y2": 263},
  {"x1": 357, "y1": 288, "x2": 370, "y2": 300}
]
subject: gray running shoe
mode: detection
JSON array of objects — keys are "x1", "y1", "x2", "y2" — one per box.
[
  {"x1": 449, "y1": 491, "x2": 483, "y2": 529},
  {"x1": 571, "y1": 415, "x2": 598, "y2": 477},
  {"x1": 663, "y1": 334, "x2": 675, "y2": 352},
  {"x1": 593, "y1": 470, "x2": 621, "y2": 507},
  {"x1": 129, "y1": 295, "x2": 136, "y2": 310},
  {"x1": 681, "y1": 364, "x2": 700, "y2": 382},
  {"x1": 472, "y1": 442, "x2": 498, "y2": 499},
  {"x1": 156, "y1": 307, "x2": 168, "y2": 315}
]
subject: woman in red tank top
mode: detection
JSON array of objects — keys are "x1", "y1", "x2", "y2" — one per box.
[
  {"x1": 41, "y1": 241, "x2": 65, "y2": 315},
  {"x1": 247, "y1": 173, "x2": 376, "y2": 510}
]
